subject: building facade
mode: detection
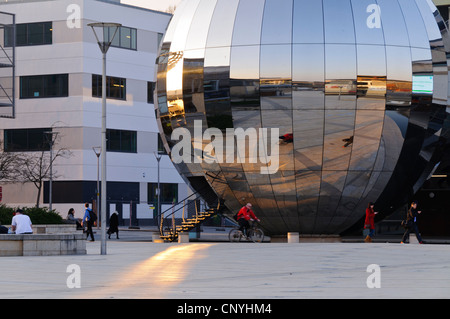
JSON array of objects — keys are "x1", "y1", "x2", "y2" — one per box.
[{"x1": 0, "y1": 0, "x2": 188, "y2": 225}]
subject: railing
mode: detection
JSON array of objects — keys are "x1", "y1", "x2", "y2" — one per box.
[{"x1": 157, "y1": 187, "x2": 221, "y2": 241}]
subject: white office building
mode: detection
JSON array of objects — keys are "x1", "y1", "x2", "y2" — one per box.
[{"x1": 0, "y1": 0, "x2": 188, "y2": 225}]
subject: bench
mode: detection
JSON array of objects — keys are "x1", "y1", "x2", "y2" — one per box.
[{"x1": 0, "y1": 233, "x2": 86, "y2": 256}]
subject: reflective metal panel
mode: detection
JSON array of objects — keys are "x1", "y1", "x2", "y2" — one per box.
[
  {"x1": 232, "y1": 0, "x2": 265, "y2": 46},
  {"x1": 230, "y1": 46, "x2": 260, "y2": 110},
  {"x1": 206, "y1": 0, "x2": 239, "y2": 48},
  {"x1": 261, "y1": 0, "x2": 293, "y2": 45},
  {"x1": 293, "y1": 0, "x2": 324, "y2": 44},
  {"x1": 325, "y1": 44, "x2": 357, "y2": 110},
  {"x1": 351, "y1": 0, "x2": 384, "y2": 45},
  {"x1": 377, "y1": 0, "x2": 410, "y2": 47},
  {"x1": 155, "y1": 0, "x2": 450, "y2": 236},
  {"x1": 260, "y1": 45, "x2": 292, "y2": 110},
  {"x1": 293, "y1": 44, "x2": 325, "y2": 110},
  {"x1": 386, "y1": 46, "x2": 412, "y2": 106},
  {"x1": 323, "y1": 0, "x2": 355, "y2": 44}
]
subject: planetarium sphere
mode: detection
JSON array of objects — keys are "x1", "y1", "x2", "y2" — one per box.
[{"x1": 155, "y1": 0, "x2": 450, "y2": 235}]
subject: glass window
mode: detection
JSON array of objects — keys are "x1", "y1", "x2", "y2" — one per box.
[
  {"x1": 20, "y1": 74, "x2": 68, "y2": 99},
  {"x1": 261, "y1": 0, "x2": 293, "y2": 45},
  {"x1": 10, "y1": 22, "x2": 52, "y2": 47},
  {"x1": 232, "y1": 0, "x2": 265, "y2": 46},
  {"x1": 92, "y1": 74, "x2": 126, "y2": 100},
  {"x1": 293, "y1": 0, "x2": 324, "y2": 44},
  {"x1": 106, "y1": 26, "x2": 137, "y2": 50},
  {"x1": 4, "y1": 128, "x2": 52, "y2": 152},
  {"x1": 147, "y1": 82, "x2": 155, "y2": 104},
  {"x1": 323, "y1": 0, "x2": 355, "y2": 44},
  {"x1": 148, "y1": 183, "x2": 178, "y2": 204},
  {"x1": 106, "y1": 129, "x2": 137, "y2": 153}
]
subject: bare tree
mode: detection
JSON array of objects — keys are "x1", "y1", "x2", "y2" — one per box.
[
  {"x1": 15, "y1": 133, "x2": 72, "y2": 208},
  {"x1": 0, "y1": 143, "x2": 23, "y2": 182}
]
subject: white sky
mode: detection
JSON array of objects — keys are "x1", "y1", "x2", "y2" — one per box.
[{"x1": 121, "y1": 0, "x2": 183, "y2": 12}]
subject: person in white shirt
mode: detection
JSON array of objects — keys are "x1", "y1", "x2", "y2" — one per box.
[{"x1": 11, "y1": 209, "x2": 33, "y2": 234}]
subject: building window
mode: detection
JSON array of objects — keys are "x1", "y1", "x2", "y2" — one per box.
[
  {"x1": 147, "y1": 81, "x2": 155, "y2": 104},
  {"x1": 20, "y1": 74, "x2": 68, "y2": 99},
  {"x1": 106, "y1": 129, "x2": 137, "y2": 153},
  {"x1": 4, "y1": 128, "x2": 52, "y2": 152},
  {"x1": 148, "y1": 183, "x2": 178, "y2": 204},
  {"x1": 92, "y1": 74, "x2": 126, "y2": 100},
  {"x1": 5, "y1": 22, "x2": 52, "y2": 47},
  {"x1": 157, "y1": 134, "x2": 167, "y2": 155},
  {"x1": 106, "y1": 26, "x2": 137, "y2": 50}
]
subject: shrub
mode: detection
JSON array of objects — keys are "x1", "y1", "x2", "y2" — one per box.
[{"x1": 0, "y1": 205, "x2": 63, "y2": 225}]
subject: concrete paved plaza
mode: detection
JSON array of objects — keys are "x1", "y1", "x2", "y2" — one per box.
[{"x1": 0, "y1": 231, "x2": 449, "y2": 299}]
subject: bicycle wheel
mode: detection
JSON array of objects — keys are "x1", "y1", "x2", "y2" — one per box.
[
  {"x1": 229, "y1": 229, "x2": 242, "y2": 242},
  {"x1": 249, "y1": 228, "x2": 264, "y2": 243}
]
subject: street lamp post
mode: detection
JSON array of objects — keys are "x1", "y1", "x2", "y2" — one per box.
[
  {"x1": 44, "y1": 131, "x2": 58, "y2": 212},
  {"x1": 88, "y1": 22, "x2": 121, "y2": 255},
  {"x1": 154, "y1": 152, "x2": 162, "y2": 227},
  {"x1": 92, "y1": 146, "x2": 101, "y2": 230}
]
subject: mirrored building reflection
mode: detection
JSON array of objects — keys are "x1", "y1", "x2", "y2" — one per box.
[{"x1": 155, "y1": 0, "x2": 450, "y2": 235}]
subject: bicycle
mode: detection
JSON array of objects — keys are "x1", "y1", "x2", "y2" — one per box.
[{"x1": 229, "y1": 221, "x2": 264, "y2": 243}]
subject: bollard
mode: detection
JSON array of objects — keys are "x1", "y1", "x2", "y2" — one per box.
[
  {"x1": 287, "y1": 232, "x2": 299, "y2": 243},
  {"x1": 178, "y1": 232, "x2": 190, "y2": 243}
]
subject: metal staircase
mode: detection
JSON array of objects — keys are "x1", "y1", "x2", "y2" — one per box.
[
  {"x1": 158, "y1": 188, "x2": 222, "y2": 242},
  {"x1": 0, "y1": 11, "x2": 15, "y2": 118}
]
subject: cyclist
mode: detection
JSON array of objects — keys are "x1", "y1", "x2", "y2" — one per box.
[{"x1": 237, "y1": 203, "x2": 260, "y2": 237}]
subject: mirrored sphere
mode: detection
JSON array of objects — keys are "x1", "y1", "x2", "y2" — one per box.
[{"x1": 155, "y1": 0, "x2": 450, "y2": 235}]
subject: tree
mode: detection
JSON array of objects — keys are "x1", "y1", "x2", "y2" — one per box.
[{"x1": 15, "y1": 132, "x2": 72, "y2": 208}]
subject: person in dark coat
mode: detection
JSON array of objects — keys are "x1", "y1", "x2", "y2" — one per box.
[
  {"x1": 107, "y1": 211, "x2": 119, "y2": 239},
  {"x1": 364, "y1": 202, "x2": 378, "y2": 242},
  {"x1": 401, "y1": 201, "x2": 423, "y2": 244}
]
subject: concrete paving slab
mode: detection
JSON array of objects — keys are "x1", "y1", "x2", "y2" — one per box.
[{"x1": 0, "y1": 234, "x2": 449, "y2": 299}]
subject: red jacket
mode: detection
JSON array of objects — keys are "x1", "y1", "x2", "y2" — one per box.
[
  {"x1": 364, "y1": 207, "x2": 376, "y2": 229},
  {"x1": 237, "y1": 206, "x2": 258, "y2": 221}
]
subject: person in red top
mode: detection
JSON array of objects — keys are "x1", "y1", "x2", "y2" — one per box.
[
  {"x1": 237, "y1": 203, "x2": 260, "y2": 237},
  {"x1": 364, "y1": 202, "x2": 378, "y2": 242}
]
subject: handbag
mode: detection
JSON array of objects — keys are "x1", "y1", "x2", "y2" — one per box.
[{"x1": 401, "y1": 219, "x2": 412, "y2": 228}]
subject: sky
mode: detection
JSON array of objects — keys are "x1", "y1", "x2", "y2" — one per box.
[{"x1": 121, "y1": 0, "x2": 183, "y2": 12}]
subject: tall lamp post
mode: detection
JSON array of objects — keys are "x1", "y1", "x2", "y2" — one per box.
[
  {"x1": 92, "y1": 146, "x2": 101, "y2": 230},
  {"x1": 88, "y1": 22, "x2": 121, "y2": 255},
  {"x1": 44, "y1": 131, "x2": 58, "y2": 212}
]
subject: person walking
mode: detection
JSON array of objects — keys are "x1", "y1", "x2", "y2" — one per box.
[
  {"x1": 83, "y1": 203, "x2": 95, "y2": 242},
  {"x1": 364, "y1": 202, "x2": 378, "y2": 243},
  {"x1": 401, "y1": 201, "x2": 423, "y2": 244},
  {"x1": 107, "y1": 211, "x2": 119, "y2": 239}
]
